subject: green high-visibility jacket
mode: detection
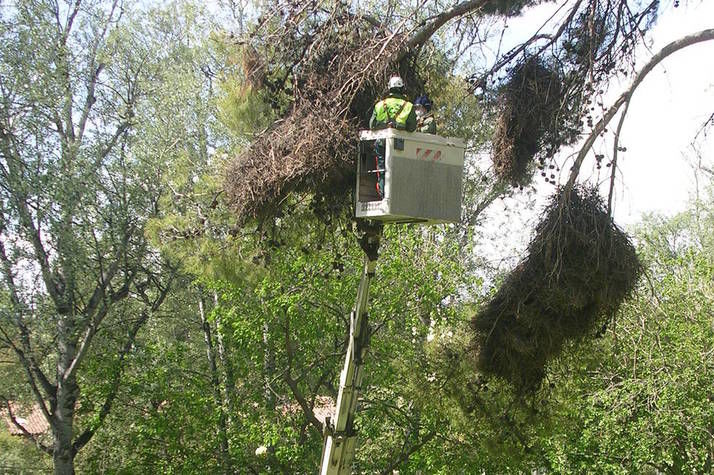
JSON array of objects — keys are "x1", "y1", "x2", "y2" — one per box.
[{"x1": 369, "y1": 93, "x2": 417, "y2": 132}]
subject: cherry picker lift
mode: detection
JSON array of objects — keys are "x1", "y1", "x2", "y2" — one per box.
[{"x1": 319, "y1": 129, "x2": 465, "y2": 474}]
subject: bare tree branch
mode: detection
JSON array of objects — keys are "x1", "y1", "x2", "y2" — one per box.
[
  {"x1": 63, "y1": 270, "x2": 135, "y2": 385},
  {"x1": 282, "y1": 316, "x2": 323, "y2": 433},
  {"x1": 0, "y1": 324, "x2": 54, "y2": 424},
  {"x1": 0, "y1": 218, "x2": 56, "y2": 409},
  {"x1": 76, "y1": 0, "x2": 121, "y2": 143},
  {"x1": 0, "y1": 132, "x2": 63, "y2": 309},
  {"x1": 566, "y1": 28, "x2": 714, "y2": 194},
  {"x1": 83, "y1": 222, "x2": 138, "y2": 318},
  {"x1": 404, "y1": 0, "x2": 488, "y2": 54},
  {"x1": 692, "y1": 111, "x2": 714, "y2": 142},
  {"x1": 607, "y1": 98, "x2": 631, "y2": 216},
  {"x1": 468, "y1": 0, "x2": 583, "y2": 90},
  {"x1": 63, "y1": 0, "x2": 83, "y2": 39}
]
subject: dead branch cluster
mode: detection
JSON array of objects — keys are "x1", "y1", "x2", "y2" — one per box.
[
  {"x1": 471, "y1": 186, "x2": 642, "y2": 391},
  {"x1": 224, "y1": 1, "x2": 419, "y2": 222}
]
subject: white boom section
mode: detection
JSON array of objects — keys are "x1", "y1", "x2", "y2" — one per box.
[{"x1": 319, "y1": 230, "x2": 381, "y2": 474}]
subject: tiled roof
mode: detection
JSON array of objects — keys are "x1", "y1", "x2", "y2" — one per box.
[
  {"x1": 312, "y1": 395, "x2": 336, "y2": 425},
  {"x1": 1, "y1": 402, "x2": 50, "y2": 435},
  {"x1": 280, "y1": 395, "x2": 335, "y2": 425}
]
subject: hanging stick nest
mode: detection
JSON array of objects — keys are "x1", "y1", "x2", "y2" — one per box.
[
  {"x1": 472, "y1": 186, "x2": 642, "y2": 390},
  {"x1": 491, "y1": 57, "x2": 579, "y2": 187},
  {"x1": 223, "y1": 5, "x2": 420, "y2": 222}
]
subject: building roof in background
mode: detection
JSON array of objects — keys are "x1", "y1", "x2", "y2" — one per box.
[
  {"x1": 1, "y1": 402, "x2": 50, "y2": 436},
  {"x1": 280, "y1": 395, "x2": 335, "y2": 425}
]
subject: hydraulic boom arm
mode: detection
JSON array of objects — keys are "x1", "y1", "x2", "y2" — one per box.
[{"x1": 319, "y1": 225, "x2": 382, "y2": 474}]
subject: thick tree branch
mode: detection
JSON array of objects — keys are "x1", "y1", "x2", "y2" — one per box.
[
  {"x1": 98, "y1": 120, "x2": 132, "y2": 161},
  {"x1": 83, "y1": 223, "x2": 136, "y2": 318},
  {"x1": 565, "y1": 28, "x2": 714, "y2": 193},
  {"x1": 63, "y1": 0, "x2": 83, "y2": 39},
  {"x1": 0, "y1": 325, "x2": 54, "y2": 424},
  {"x1": 0, "y1": 219, "x2": 56, "y2": 407},
  {"x1": 282, "y1": 317, "x2": 323, "y2": 433},
  {"x1": 198, "y1": 290, "x2": 233, "y2": 471},
  {"x1": 284, "y1": 372, "x2": 324, "y2": 433},
  {"x1": 76, "y1": 0, "x2": 120, "y2": 144},
  {"x1": 212, "y1": 292, "x2": 238, "y2": 431},
  {"x1": 76, "y1": 63, "x2": 104, "y2": 144},
  {"x1": 0, "y1": 133, "x2": 63, "y2": 308},
  {"x1": 404, "y1": 0, "x2": 488, "y2": 54},
  {"x1": 62, "y1": 272, "x2": 134, "y2": 384},
  {"x1": 83, "y1": 260, "x2": 121, "y2": 318},
  {"x1": 71, "y1": 308, "x2": 150, "y2": 454},
  {"x1": 72, "y1": 272, "x2": 174, "y2": 454},
  {"x1": 607, "y1": 97, "x2": 631, "y2": 216}
]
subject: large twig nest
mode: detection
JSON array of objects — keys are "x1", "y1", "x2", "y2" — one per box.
[
  {"x1": 491, "y1": 57, "x2": 578, "y2": 186},
  {"x1": 472, "y1": 186, "x2": 642, "y2": 390}
]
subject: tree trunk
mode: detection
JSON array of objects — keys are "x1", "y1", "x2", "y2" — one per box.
[
  {"x1": 199, "y1": 293, "x2": 232, "y2": 474},
  {"x1": 53, "y1": 383, "x2": 77, "y2": 475},
  {"x1": 54, "y1": 315, "x2": 79, "y2": 475},
  {"x1": 213, "y1": 292, "x2": 238, "y2": 428},
  {"x1": 263, "y1": 319, "x2": 275, "y2": 411}
]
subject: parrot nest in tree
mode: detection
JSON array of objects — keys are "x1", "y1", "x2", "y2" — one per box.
[
  {"x1": 491, "y1": 58, "x2": 579, "y2": 187},
  {"x1": 223, "y1": 6, "x2": 422, "y2": 222},
  {"x1": 471, "y1": 186, "x2": 642, "y2": 390}
]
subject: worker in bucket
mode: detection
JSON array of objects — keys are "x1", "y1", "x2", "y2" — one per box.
[
  {"x1": 414, "y1": 94, "x2": 436, "y2": 134},
  {"x1": 369, "y1": 75, "x2": 417, "y2": 199}
]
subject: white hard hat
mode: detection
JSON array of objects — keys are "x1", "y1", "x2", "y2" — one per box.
[{"x1": 388, "y1": 75, "x2": 404, "y2": 89}]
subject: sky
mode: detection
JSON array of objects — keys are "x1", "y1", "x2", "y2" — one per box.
[
  {"x1": 474, "y1": 0, "x2": 714, "y2": 266},
  {"x1": 608, "y1": 1, "x2": 714, "y2": 224}
]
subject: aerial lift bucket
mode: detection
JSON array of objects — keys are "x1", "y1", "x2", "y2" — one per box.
[{"x1": 320, "y1": 130, "x2": 465, "y2": 474}]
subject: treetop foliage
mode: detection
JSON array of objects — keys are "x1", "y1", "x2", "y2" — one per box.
[{"x1": 1, "y1": 1, "x2": 713, "y2": 474}]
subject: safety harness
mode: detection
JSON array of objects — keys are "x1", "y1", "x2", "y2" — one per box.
[{"x1": 385, "y1": 100, "x2": 407, "y2": 129}]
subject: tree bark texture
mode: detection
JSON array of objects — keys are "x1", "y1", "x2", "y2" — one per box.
[
  {"x1": 54, "y1": 313, "x2": 79, "y2": 475},
  {"x1": 199, "y1": 293, "x2": 233, "y2": 474},
  {"x1": 213, "y1": 293, "x2": 238, "y2": 428}
]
